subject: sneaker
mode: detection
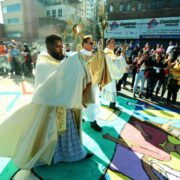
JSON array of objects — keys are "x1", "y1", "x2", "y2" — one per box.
[{"x1": 90, "y1": 121, "x2": 102, "y2": 132}]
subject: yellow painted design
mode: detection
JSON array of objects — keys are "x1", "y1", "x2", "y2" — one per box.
[
  {"x1": 146, "y1": 153, "x2": 180, "y2": 171},
  {"x1": 96, "y1": 106, "x2": 120, "y2": 121},
  {"x1": 168, "y1": 136, "x2": 180, "y2": 144},
  {"x1": 142, "y1": 110, "x2": 180, "y2": 119},
  {"x1": 107, "y1": 169, "x2": 131, "y2": 180}
]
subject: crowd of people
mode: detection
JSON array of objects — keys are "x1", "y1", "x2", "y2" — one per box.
[
  {"x1": 0, "y1": 40, "x2": 39, "y2": 77},
  {"x1": 0, "y1": 38, "x2": 179, "y2": 105},
  {"x1": 0, "y1": 34, "x2": 179, "y2": 179},
  {"x1": 112, "y1": 40, "x2": 180, "y2": 105}
]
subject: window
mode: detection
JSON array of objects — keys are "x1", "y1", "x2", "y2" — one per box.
[
  {"x1": 6, "y1": 32, "x2": 21, "y2": 38},
  {"x1": 110, "y1": 5, "x2": 114, "y2": 12},
  {"x1": 46, "y1": 10, "x2": 50, "y2": 16},
  {"x1": 119, "y1": 3, "x2": 123, "y2": 11},
  {"x1": 147, "y1": 2, "x2": 151, "y2": 10},
  {"x1": 52, "y1": 9, "x2": 56, "y2": 17},
  {"x1": 137, "y1": 2, "x2": 142, "y2": 10},
  {"x1": 171, "y1": 0, "x2": 180, "y2": 7},
  {"x1": 58, "y1": 9, "x2": 62, "y2": 17},
  {"x1": 6, "y1": 18, "x2": 19, "y2": 24},
  {"x1": 3, "y1": 3, "x2": 21, "y2": 13},
  {"x1": 150, "y1": 1, "x2": 156, "y2": 9},
  {"x1": 156, "y1": 0, "x2": 163, "y2": 8},
  {"x1": 114, "y1": 3, "x2": 119, "y2": 12},
  {"x1": 127, "y1": 3, "x2": 131, "y2": 11}
]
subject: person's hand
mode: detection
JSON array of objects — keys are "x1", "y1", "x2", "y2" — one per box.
[{"x1": 83, "y1": 103, "x2": 87, "y2": 108}]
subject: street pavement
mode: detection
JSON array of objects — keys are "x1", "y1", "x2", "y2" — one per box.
[{"x1": 0, "y1": 73, "x2": 180, "y2": 180}]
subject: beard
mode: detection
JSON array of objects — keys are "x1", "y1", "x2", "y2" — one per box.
[{"x1": 51, "y1": 51, "x2": 64, "y2": 61}]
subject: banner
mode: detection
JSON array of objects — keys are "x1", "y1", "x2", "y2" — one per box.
[
  {"x1": 105, "y1": 19, "x2": 141, "y2": 39},
  {"x1": 105, "y1": 16, "x2": 180, "y2": 39}
]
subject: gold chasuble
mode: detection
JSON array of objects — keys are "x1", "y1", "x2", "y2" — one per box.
[
  {"x1": 0, "y1": 52, "x2": 95, "y2": 169},
  {"x1": 88, "y1": 50, "x2": 112, "y2": 90}
]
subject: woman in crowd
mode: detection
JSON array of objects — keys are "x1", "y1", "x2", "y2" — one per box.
[{"x1": 167, "y1": 56, "x2": 180, "y2": 104}]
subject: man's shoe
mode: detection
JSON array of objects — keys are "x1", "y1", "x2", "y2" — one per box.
[
  {"x1": 109, "y1": 102, "x2": 119, "y2": 111},
  {"x1": 139, "y1": 94, "x2": 142, "y2": 98},
  {"x1": 90, "y1": 121, "x2": 102, "y2": 132},
  {"x1": 133, "y1": 93, "x2": 136, "y2": 98},
  {"x1": 84, "y1": 153, "x2": 94, "y2": 159}
]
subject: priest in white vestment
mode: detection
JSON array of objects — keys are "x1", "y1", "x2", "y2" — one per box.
[
  {"x1": 101, "y1": 38, "x2": 126, "y2": 109},
  {"x1": 80, "y1": 36, "x2": 111, "y2": 132},
  {"x1": 0, "y1": 34, "x2": 95, "y2": 174}
]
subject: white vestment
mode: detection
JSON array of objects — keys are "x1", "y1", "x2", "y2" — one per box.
[
  {"x1": 79, "y1": 49, "x2": 101, "y2": 122},
  {"x1": 0, "y1": 52, "x2": 95, "y2": 169},
  {"x1": 101, "y1": 48, "x2": 126, "y2": 103}
]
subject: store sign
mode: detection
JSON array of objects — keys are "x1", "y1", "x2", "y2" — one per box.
[
  {"x1": 105, "y1": 16, "x2": 180, "y2": 39},
  {"x1": 105, "y1": 19, "x2": 140, "y2": 39}
]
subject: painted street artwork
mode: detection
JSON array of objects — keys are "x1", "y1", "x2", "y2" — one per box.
[{"x1": 0, "y1": 79, "x2": 179, "y2": 180}]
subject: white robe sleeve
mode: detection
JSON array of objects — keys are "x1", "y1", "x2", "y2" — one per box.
[
  {"x1": 105, "y1": 54, "x2": 126, "y2": 80},
  {"x1": 32, "y1": 53, "x2": 94, "y2": 108}
]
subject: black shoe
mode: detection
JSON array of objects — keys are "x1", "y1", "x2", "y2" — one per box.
[
  {"x1": 109, "y1": 102, "x2": 119, "y2": 111},
  {"x1": 31, "y1": 168, "x2": 43, "y2": 180},
  {"x1": 139, "y1": 94, "x2": 142, "y2": 98},
  {"x1": 84, "y1": 153, "x2": 94, "y2": 159},
  {"x1": 133, "y1": 93, "x2": 136, "y2": 98},
  {"x1": 171, "y1": 101, "x2": 176, "y2": 105},
  {"x1": 90, "y1": 121, "x2": 102, "y2": 132}
]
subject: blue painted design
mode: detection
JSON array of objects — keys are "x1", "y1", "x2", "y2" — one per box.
[
  {"x1": 0, "y1": 92, "x2": 21, "y2": 111},
  {"x1": 132, "y1": 100, "x2": 180, "y2": 128}
]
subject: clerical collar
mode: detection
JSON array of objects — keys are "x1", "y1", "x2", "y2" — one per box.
[
  {"x1": 104, "y1": 48, "x2": 113, "y2": 53},
  {"x1": 80, "y1": 49, "x2": 92, "y2": 56}
]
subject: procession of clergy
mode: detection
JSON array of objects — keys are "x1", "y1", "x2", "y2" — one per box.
[{"x1": 0, "y1": 34, "x2": 127, "y2": 178}]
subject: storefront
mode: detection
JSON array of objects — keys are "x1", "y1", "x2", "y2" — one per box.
[{"x1": 105, "y1": 16, "x2": 180, "y2": 48}]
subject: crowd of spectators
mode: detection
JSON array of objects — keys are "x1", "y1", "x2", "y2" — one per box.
[
  {"x1": 0, "y1": 40, "x2": 39, "y2": 77},
  {"x1": 0, "y1": 39, "x2": 179, "y2": 105},
  {"x1": 114, "y1": 40, "x2": 180, "y2": 105}
]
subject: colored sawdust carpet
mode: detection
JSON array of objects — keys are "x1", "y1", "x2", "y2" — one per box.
[{"x1": 0, "y1": 95, "x2": 180, "y2": 179}]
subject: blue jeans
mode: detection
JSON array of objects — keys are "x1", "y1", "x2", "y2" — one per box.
[{"x1": 133, "y1": 70, "x2": 145, "y2": 94}]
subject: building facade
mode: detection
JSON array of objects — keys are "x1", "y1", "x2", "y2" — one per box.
[
  {"x1": 38, "y1": 0, "x2": 85, "y2": 19},
  {"x1": 1, "y1": 0, "x2": 99, "y2": 42},
  {"x1": 86, "y1": 0, "x2": 97, "y2": 20},
  {"x1": 0, "y1": 23, "x2": 5, "y2": 38},
  {"x1": 1, "y1": 0, "x2": 41, "y2": 41},
  {"x1": 105, "y1": 0, "x2": 180, "y2": 47}
]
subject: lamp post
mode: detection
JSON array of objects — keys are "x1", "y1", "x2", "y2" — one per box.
[
  {"x1": 100, "y1": 19, "x2": 108, "y2": 49},
  {"x1": 99, "y1": 1, "x2": 107, "y2": 49}
]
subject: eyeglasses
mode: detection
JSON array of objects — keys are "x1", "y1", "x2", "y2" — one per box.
[
  {"x1": 87, "y1": 42, "x2": 94, "y2": 45},
  {"x1": 110, "y1": 41, "x2": 115, "y2": 44}
]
